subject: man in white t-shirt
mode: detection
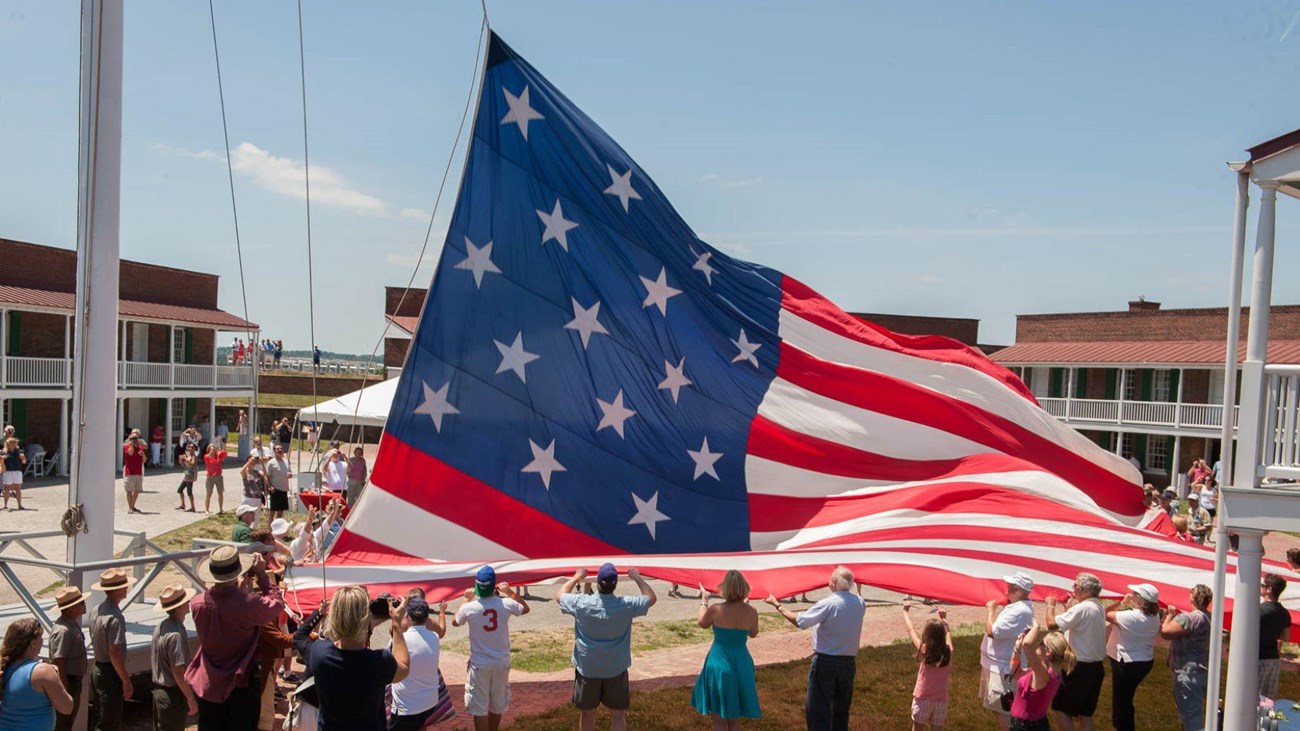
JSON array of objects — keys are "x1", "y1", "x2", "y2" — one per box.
[
  {"x1": 390, "y1": 598, "x2": 449, "y2": 731},
  {"x1": 1046, "y1": 572, "x2": 1107, "y2": 731},
  {"x1": 452, "y1": 566, "x2": 529, "y2": 731},
  {"x1": 248, "y1": 436, "x2": 271, "y2": 475},
  {"x1": 980, "y1": 572, "x2": 1036, "y2": 730}
]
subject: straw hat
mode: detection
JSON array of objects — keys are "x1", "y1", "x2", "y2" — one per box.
[
  {"x1": 198, "y1": 545, "x2": 251, "y2": 584},
  {"x1": 154, "y1": 584, "x2": 196, "y2": 614},
  {"x1": 54, "y1": 586, "x2": 88, "y2": 612},
  {"x1": 91, "y1": 568, "x2": 137, "y2": 592}
]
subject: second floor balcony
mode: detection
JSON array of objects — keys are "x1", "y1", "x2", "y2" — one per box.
[
  {"x1": 1, "y1": 355, "x2": 253, "y2": 391},
  {"x1": 1037, "y1": 396, "x2": 1239, "y2": 433}
]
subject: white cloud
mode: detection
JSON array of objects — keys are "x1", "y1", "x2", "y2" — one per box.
[
  {"x1": 152, "y1": 143, "x2": 219, "y2": 161},
  {"x1": 700, "y1": 174, "x2": 720, "y2": 182},
  {"x1": 724, "y1": 177, "x2": 763, "y2": 189},
  {"x1": 916, "y1": 274, "x2": 944, "y2": 285},
  {"x1": 400, "y1": 208, "x2": 430, "y2": 220},
  {"x1": 230, "y1": 143, "x2": 387, "y2": 215}
]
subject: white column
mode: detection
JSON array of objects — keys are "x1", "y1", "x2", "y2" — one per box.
[
  {"x1": 67, "y1": 0, "x2": 124, "y2": 589},
  {"x1": 1117, "y1": 368, "x2": 1128, "y2": 423},
  {"x1": 58, "y1": 398, "x2": 69, "y2": 476},
  {"x1": 1223, "y1": 180, "x2": 1279, "y2": 729},
  {"x1": 1065, "y1": 367, "x2": 1075, "y2": 420},
  {"x1": 1114, "y1": 431, "x2": 1124, "y2": 456},
  {"x1": 1171, "y1": 435, "x2": 1182, "y2": 489},
  {"x1": 63, "y1": 314, "x2": 72, "y2": 387},
  {"x1": 114, "y1": 398, "x2": 124, "y2": 472},
  {"x1": 165, "y1": 397, "x2": 174, "y2": 467},
  {"x1": 0, "y1": 308, "x2": 6, "y2": 388},
  {"x1": 1174, "y1": 367, "x2": 1184, "y2": 428},
  {"x1": 1207, "y1": 169, "x2": 1250, "y2": 731},
  {"x1": 168, "y1": 324, "x2": 175, "y2": 388}
]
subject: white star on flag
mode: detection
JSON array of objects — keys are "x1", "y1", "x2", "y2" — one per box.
[
  {"x1": 730, "y1": 328, "x2": 761, "y2": 368},
  {"x1": 413, "y1": 381, "x2": 458, "y2": 433},
  {"x1": 563, "y1": 298, "x2": 609, "y2": 349},
  {"x1": 687, "y1": 436, "x2": 723, "y2": 481},
  {"x1": 639, "y1": 267, "x2": 682, "y2": 316},
  {"x1": 521, "y1": 438, "x2": 565, "y2": 489},
  {"x1": 627, "y1": 491, "x2": 670, "y2": 540},
  {"x1": 658, "y1": 357, "x2": 692, "y2": 403},
  {"x1": 536, "y1": 199, "x2": 579, "y2": 251},
  {"x1": 494, "y1": 332, "x2": 540, "y2": 383},
  {"x1": 603, "y1": 164, "x2": 642, "y2": 212},
  {"x1": 596, "y1": 390, "x2": 636, "y2": 438},
  {"x1": 692, "y1": 250, "x2": 715, "y2": 285},
  {"x1": 453, "y1": 237, "x2": 502, "y2": 289},
  {"x1": 500, "y1": 85, "x2": 544, "y2": 140}
]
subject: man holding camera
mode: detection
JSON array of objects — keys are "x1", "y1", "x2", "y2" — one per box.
[
  {"x1": 122, "y1": 430, "x2": 146, "y2": 514},
  {"x1": 453, "y1": 566, "x2": 530, "y2": 731}
]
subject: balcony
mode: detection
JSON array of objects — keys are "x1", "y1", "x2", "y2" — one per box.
[
  {"x1": 0, "y1": 356, "x2": 253, "y2": 391},
  {"x1": 1038, "y1": 397, "x2": 1238, "y2": 433}
]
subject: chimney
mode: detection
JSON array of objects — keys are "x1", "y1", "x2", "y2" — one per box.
[{"x1": 1128, "y1": 296, "x2": 1160, "y2": 312}]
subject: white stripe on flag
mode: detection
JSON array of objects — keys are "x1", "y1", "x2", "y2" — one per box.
[{"x1": 344, "y1": 485, "x2": 524, "y2": 562}]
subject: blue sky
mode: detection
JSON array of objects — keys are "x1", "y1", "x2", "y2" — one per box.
[{"x1": 3, "y1": 1, "x2": 1300, "y2": 352}]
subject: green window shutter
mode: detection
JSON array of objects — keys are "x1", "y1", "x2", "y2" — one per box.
[
  {"x1": 1074, "y1": 370, "x2": 1088, "y2": 398},
  {"x1": 1049, "y1": 368, "x2": 1064, "y2": 398},
  {"x1": 1104, "y1": 370, "x2": 1117, "y2": 400},
  {"x1": 6, "y1": 312, "x2": 19, "y2": 356},
  {"x1": 1140, "y1": 370, "x2": 1153, "y2": 401},
  {"x1": 1134, "y1": 434, "x2": 1147, "y2": 469},
  {"x1": 10, "y1": 399, "x2": 26, "y2": 437},
  {"x1": 183, "y1": 329, "x2": 193, "y2": 363},
  {"x1": 1168, "y1": 370, "x2": 1180, "y2": 403},
  {"x1": 186, "y1": 398, "x2": 197, "y2": 427}
]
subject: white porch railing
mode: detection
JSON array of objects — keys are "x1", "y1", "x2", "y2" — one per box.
[
  {"x1": 0, "y1": 355, "x2": 251, "y2": 391},
  {"x1": 3, "y1": 357, "x2": 69, "y2": 387},
  {"x1": 1264, "y1": 365, "x2": 1300, "y2": 477},
  {"x1": 174, "y1": 364, "x2": 214, "y2": 387},
  {"x1": 1037, "y1": 396, "x2": 1238, "y2": 432},
  {"x1": 119, "y1": 361, "x2": 171, "y2": 387}
]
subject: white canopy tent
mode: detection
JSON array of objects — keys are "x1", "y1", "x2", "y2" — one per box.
[{"x1": 296, "y1": 377, "x2": 398, "y2": 428}]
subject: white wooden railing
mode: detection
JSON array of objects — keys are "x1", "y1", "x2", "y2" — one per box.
[
  {"x1": 1264, "y1": 365, "x2": 1300, "y2": 478},
  {"x1": 1038, "y1": 396, "x2": 1238, "y2": 432},
  {"x1": 0, "y1": 355, "x2": 251, "y2": 391}
]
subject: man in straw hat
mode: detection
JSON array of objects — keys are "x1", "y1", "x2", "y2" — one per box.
[
  {"x1": 48, "y1": 585, "x2": 89, "y2": 731},
  {"x1": 89, "y1": 568, "x2": 137, "y2": 731},
  {"x1": 151, "y1": 584, "x2": 198, "y2": 730},
  {"x1": 185, "y1": 545, "x2": 284, "y2": 730}
]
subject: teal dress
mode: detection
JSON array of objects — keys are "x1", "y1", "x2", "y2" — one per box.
[{"x1": 691, "y1": 626, "x2": 761, "y2": 719}]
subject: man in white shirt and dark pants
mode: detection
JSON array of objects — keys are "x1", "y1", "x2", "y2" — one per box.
[
  {"x1": 453, "y1": 566, "x2": 529, "y2": 731},
  {"x1": 980, "y1": 572, "x2": 1036, "y2": 730},
  {"x1": 1046, "y1": 572, "x2": 1107, "y2": 731},
  {"x1": 767, "y1": 566, "x2": 865, "y2": 731}
]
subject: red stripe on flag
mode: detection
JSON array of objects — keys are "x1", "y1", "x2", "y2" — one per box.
[
  {"x1": 352, "y1": 434, "x2": 627, "y2": 560},
  {"x1": 775, "y1": 343, "x2": 1141, "y2": 515},
  {"x1": 326, "y1": 531, "x2": 425, "y2": 566},
  {"x1": 780, "y1": 275, "x2": 1034, "y2": 402}
]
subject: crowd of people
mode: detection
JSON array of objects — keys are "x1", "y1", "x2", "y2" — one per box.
[{"x1": 230, "y1": 337, "x2": 285, "y2": 368}]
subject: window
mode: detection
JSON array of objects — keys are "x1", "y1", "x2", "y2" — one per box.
[
  {"x1": 1153, "y1": 369, "x2": 1171, "y2": 402},
  {"x1": 1120, "y1": 433, "x2": 1135, "y2": 459},
  {"x1": 1123, "y1": 369, "x2": 1137, "y2": 400},
  {"x1": 0, "y1": 400, "x2": 9, "y2": 429},
  {"x1": 1147, "y1": 436, "x2": 1168, "y2": 472},
  {"x1": 170, "y1": 399, "x2": 186, "y2": 436},
  {"x1": 172, "y1": 327, "x2": 187, "y2": 364}
]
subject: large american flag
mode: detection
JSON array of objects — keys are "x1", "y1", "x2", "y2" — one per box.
[{"x1": 286, "y1": 33, "x2": 1280, "y2": 614}]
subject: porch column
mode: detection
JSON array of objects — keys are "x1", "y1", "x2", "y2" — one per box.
[
  {"x1": 64, "y1": 314, "x2": 72, "y2": 387},
  {"x1": 208, "y1": 398, "x2": 216, "y2": 451},
  {"x1": 1065, "y1": 367, "x2": 1075, "y2": 420},
  {"x1": 165, "y1": 397, "x2": 174, "y2": 467},
  {"x1": 58, "y1": 398, "x2": 69, "y2": 476},
  {"x1": 1114, "y1": 430, "x2": 1124, "y2": 456},
  {"x1": 168, "y1": 324, "x2": 175, "y2": 388},
  {"x1": 1223, "y1": 180, "x2": 1279, "y2": 729},
  {"x1": 115, "y1": 397, "x2": 124, "y2": 471},
  {"x1": 0, "y1": 308, "x2": 6, "y2": 388},
  {"x1": 1170, "y1": 435, "x2": 1182, "y2": 492},
  {"x1": 1117, "y1": 368, "x2": 1128, "y2": 424},
  {"x1": 1174, "y1": 367, "x2": 1184, "y2": 428}
]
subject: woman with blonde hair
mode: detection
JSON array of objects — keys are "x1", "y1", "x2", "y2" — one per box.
[
  {"x1": 1007, "y1": 620, "x2": 1076, "y2": 731},
  {"x1": 301, "y1": 585, "x2": 410, "y2": 730},
  {"x1": 691, "y1": 570, "x2": 761, "y2": 729},
  {"x1": 0, "y1": 618, "x2": 74, "y2": 731}
]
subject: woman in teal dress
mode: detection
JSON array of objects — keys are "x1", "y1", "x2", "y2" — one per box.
[{"x1": 692, "y1": 570, "x2": 761, "y2": 729}]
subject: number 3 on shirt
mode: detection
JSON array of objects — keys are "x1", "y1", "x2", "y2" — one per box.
[{"x1": 482, "y1": 608, "x2": 498, "y2": 632}]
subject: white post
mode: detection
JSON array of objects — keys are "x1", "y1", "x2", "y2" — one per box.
[
  {"x1": 1065, "y1": 367, "x2": 1075, "y2": 420},
  {"x1": 165, "y1": 397, "x2": 174, "y2": 468},
  {"x1": 1223, "y1": 180, "x2": 1279, "y2": 730},
  {"x1": 1207, "y1": 169, "x2": 1251, "y2": 731},
  {"x1": 168, "y1": 323, "x2": 175, "y2": 388},
  {"x1": 0, "y1": 308, "x2": 6, "y2": 388},
  {"x1": 67, "y1": 0, "x2": 124, "y2": 591},
  {"x1": 1117, "y1": 368, "x2": 1128, "y2": 424},
  {"x1": 58, "y1": 398, "x2": 69, "y2": 476},
  {"x1": 64, "y1": 314, "x2": 72, "y2": 387},
  {"x1": 1171, "y1": 435, "x2": 1182, "y2": 489}
]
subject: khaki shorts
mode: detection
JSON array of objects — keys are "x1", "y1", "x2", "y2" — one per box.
[
  {"x1": 123, "y1": 475, "x2": 143, "y2": 494},
  {"x1": 572, "y1": 669, "x2": 629, "y2": 711},
  {"x1": 465, "y1": 663, "x2": 510, "y2": 716},
  {"x1": 979, "y1": 665, "x2": 1010, "y2": 714},
  {"x1": 205, "y1": 474, "x2": 224, "y2": 494}
]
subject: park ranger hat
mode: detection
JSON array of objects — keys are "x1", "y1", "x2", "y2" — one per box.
[
  {"x1": 154, "y1": 583, "x2": 196, "y2": 614},
  {"x1": 91, "y1": 568, "x2": 137, "y2": 592},
  {"x1": 54, "y1": 586, "x2": 88, "y2": 611},
  {"x1": 199, "y1": 545, "x2": 252, "y2": 584}
]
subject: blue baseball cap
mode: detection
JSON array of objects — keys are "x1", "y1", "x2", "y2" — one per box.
[
  {"x1": 406, "y1": 598, "x2": 430, "y2": 624},
  {"x1": 597, "y1": 563, "x2": 618, "y2": 586},
  {"x1": 476, "y1": 566, "x2": 496, "y2": 586}
]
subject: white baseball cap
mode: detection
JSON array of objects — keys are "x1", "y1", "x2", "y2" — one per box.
[
  {"x1": 1003, "y1": 572, "x2": 1034, "y2": 593},
  {"x1": 235, "y1": 504, "x2": 258, "y2": 519},
  {"x1": 1127, "y1": 583, "x2": 1159, "y2": 604}
]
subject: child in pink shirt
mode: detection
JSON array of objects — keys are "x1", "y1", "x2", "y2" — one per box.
[
  {"x1": 903, "y1": 600, "x2": 953, "y2": 730},
  {"x1": 1009, "y1": 620, "x2": 1076, "y2": 731}
]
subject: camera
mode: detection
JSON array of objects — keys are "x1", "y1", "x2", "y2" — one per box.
[{"x1": 369, "y1": 592, "x2": 399, "y2": 617}]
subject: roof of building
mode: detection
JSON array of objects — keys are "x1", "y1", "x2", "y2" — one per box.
[
  {"x1": 0, "y1": 283, "x2": 258, "y2": 330},
  {"x1": 385, "y1": 314, "x2": 419, "y2": 336},
  {"x1": 1249, "y1": 128, "x2": 1300, "y2": 163},
  {"x1": 990, "y1": 339, "x2": 1300, "y2": 366}
]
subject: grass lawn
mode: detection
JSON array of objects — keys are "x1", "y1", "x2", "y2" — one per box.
[
  {"x1": 216, "y1": 393, "x2": 323, "y2": 409},
  {"x1": 514, "y1": 634, "x2": 1300, "y2": 730},
  {"x1": 445, "y1": 614, "x2": 795, "y2": 673},
  {"x1": 151, "y1": 508, "x2": 311, "y2": 551}
]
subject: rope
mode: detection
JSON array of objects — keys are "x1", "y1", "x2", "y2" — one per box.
[
  {"x1": 342, "y1": 14, "x2": 489, "y2": 448},
  {"x1": 295, "y1": 0, "x2": 319, "y2": 443},
  {"x1": 60, "y1": 503, "x2": 88, "y2": 537}
]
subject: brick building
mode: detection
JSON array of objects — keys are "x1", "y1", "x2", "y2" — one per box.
[
  {"x1": 0, "y1": 238, "x2": 258, "y2": 474},
  {"x1": 990, "y1": 298, "x2": 1300, "y2": 486}
]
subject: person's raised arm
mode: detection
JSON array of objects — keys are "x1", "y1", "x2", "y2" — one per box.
[
  {"x1": 1021, "y1": 621, "x2": 1049, "y2": 688},
  {"x1": 940, "y1": 607, "x2": 953, "y2": 652},
  {"x1": 31, "y1": 663, "x2": 74, "y2": 716},
  {"x1": 556, "y1": 568, "x2": 586, "y2": 602},
  {"x1": 1044, "y1": 595, "x2": 1061, "y2": 630},
  {"x1": 1159, "y1": 605, "x2": 1187, "y2": 640},
  {"x1": 427, "y1": 601, "x2": 448, "y2": 638},
  {"x1": 498, "y1": 581, "x2": 530, "y2": 615},
  {"x1": 765, "y1": 593, "x2": 802, "y2": 628},
  {"x1": 627, "y1": 567, "x2": 657, "y2": 608},
  {"x1": 697, "y1": 583, "x2": 714, "y2": 629},
  {"x1": 388, "y1": 597, "x2": 411, "y2": 684},
  {"x1": 902, "y1": 600, "x2": 922, "y2": 651},
  {"x1": 985, "y1": 599, "x2": 1001, "y2": 637},
  {"x1": 293, "y1": 603, "x2": 327, "y2": 658}
]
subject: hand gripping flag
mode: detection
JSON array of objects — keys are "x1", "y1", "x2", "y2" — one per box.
[{"x1": 287, "y1": 33, "x2": 1294, "y2": 616}]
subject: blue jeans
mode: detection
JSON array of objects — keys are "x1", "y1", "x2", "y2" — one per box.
[
  {"x1": 806, "y1": 653, "x2": 855, "y2": 731},
  {"x1": 1172, "y1": 663, "x2": 1207, "y2": 731}
]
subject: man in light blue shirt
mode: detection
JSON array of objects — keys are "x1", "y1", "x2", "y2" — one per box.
[
  {"x1": 767, "y1": 566, "x2": 865, "y2": 731},
  {"x1": 556, "y1": 563, "x2": 654, "y2": 731}
]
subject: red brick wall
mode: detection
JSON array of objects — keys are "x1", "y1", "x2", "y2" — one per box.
[
  {"x1": 16, "y1": 312, "x2": 68, "y2": 358},
  {"x1": 1016, "y1": 305, "x2": 1300, "y2": 343},
  {"x1": 850, "y1": 312, "x2": 981, "y2": 347},
  {"x1": 21, "y1": 399, "x2": 64, "y2": 455},
  {"x1": 1182, "y1": 369, "x2": 1210, "y2": 405},
  {"x1": 259, "y1": 373, "x2": 380, "y2": 398},
  {"x1": 192, "y1": 329, "x2": 214, "y2": 365},
  {"x1": 385, "y1": 338, "x2": 410, "y2": 368},
  {"x1": 0, "y1": 238, "x2": 219, "y2": 309},
  {"x1": 385, "y1": 287, "x2": 427, "y2": 318}
]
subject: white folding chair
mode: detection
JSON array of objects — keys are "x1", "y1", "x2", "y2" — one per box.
[{"x1": 40, "y1": 450, "x2": 61, "y2": 477}]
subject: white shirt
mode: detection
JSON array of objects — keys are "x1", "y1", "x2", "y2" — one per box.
[
  {"x1": 323, "y1": 460, "x2": 348, "y2": 491},
  {"x1": 390, "y1": 626, "x2": 442, "y2": 716},
  {"x1": 1053, "y1": 598, "x2": 1106, "y2": 663},
  {"x1": 455, "y1": 595, "x2": 525, "y2": 668},
  {"x1": 795, "y1": 591, "x2": 865, "y2": 657},
  {"x1": 1199, "y1": 486, "x2": 1217, "y2": 511},
  {"x1": 980, "y1": 599, "x2": 1034, "y2": 672},
  {"x1": 249, "y1": 446, "x2": 271, "y2": 473},
  {"x1": 1107, "y1": 608, "x2": 1160, "y2": 662}
]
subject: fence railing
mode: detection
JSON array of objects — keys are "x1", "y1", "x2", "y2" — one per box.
[
  {"x1": 3, "y1": 356, "x2": 70, "y2": 387},
  {"x1": 1038, "y1": 397, "x2": 1240, "y2": 432},
  {"x1": 0, "y1": 355, "x2": 252, "y2": 391}
]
